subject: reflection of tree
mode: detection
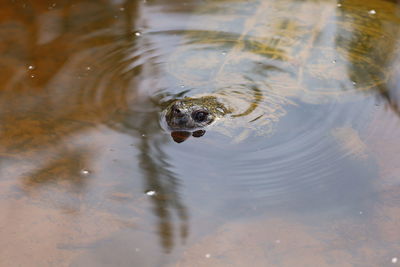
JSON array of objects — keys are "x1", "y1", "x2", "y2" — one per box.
[
  {"x1": 109, "y1": 107, "x2": 189, "y2": 252},
  {"x1": 138, "y1": 133, "x2": 188, "y2": 252},
  {"x1": 0, "y1": 0, "x2": 189, "y2": 253}
]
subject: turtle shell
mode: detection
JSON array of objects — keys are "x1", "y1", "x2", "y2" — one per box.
[{"x1": 163, "y1": 0, "x2": 400, "y2": 140}]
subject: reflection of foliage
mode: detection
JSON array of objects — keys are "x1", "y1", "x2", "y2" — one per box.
[
  {"x1": 21, "y1": 149, "x2": 92, "y2": 193},
  {"x1": 0, "y1": 0, "x2": 189, "y2": 253},
  {"x1": 1, "y1": 0, "x2": 399, "y2": 256},
  {"x1": 336, "y1": 3, "x2": 400, "y2": 116}
]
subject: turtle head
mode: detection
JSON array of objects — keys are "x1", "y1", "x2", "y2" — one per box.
[
  {"x1": 163, "y1": 96, "x2": 230, "y2": 143},
  {"x1": 165, "y1": 99, "x2": 214, "y2": 130},
  {"x1": 164, "y1": 96, "x2": 228, "y2": 130}
]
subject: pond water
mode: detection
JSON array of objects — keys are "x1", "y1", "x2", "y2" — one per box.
[{"x1": 0, "y1": 0, "x2": 400, "y2": 266}]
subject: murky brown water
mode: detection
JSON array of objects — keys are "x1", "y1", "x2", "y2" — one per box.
[{"x1": 0, "y1": 0, "x2": 400, "y2": 266}]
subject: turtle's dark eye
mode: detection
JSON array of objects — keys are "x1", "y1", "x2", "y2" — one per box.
[{"x1": 192, "y1": 111, "x2": 208, "y2": 122}]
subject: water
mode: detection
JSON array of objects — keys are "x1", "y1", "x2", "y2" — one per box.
[{"x1": 0, "y1": 0, "x2": 399, "y2": 266}]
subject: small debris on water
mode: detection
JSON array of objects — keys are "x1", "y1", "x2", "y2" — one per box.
[
  {"x1": 28, "y1": 65, "x2": 35, "y2": 70},
  {"x1": 332, "y1": 59, "x2": 337, "y2": 63},
  {"x1": 392, "y1": 257, "x2": 398, "y2": 264},
  {"x1": 205, "y1": 254, "x2": 211, "y2": 258},
  {"x1": 368, "y1": 9, "x2": 376, "y2": 15},
  {"x1": 337, "y1": 3, "x2": 342, "y2": 7},
  {"x1": 134, "y1": 31, "x2": 141, "y2": 37},
  {"x1": 119, "y1": 7, "x2": 125, "y2": 11},
  {"x1": 30, "y1": 75, "x2": 35, "y2": 78},
  {"x1": 180, "y1": 84, "x2": 185, "y2": 88},
  {"x1": 275, "y1": 240, "x2": 281, "y2": 244},
  {"x1": 135, "y1": 248, "x2": 141, "y2": 252},
  {"x1": 359, "y1": 211, "x2": 363, "y2": 215},
  {"x1": 141, "y1": 134, "x2": 146, "y2": 137},
  {"x1": 352, "y1": 81, "x2": 357, "y2": 85},
  {"x1": 86, "y1": 66, "x2": 91, "y2": 71},
  {"x1": 145, "y1": 190, "x2": 156, "y2": 196},
  {"x1": 221, "y1": 51, "x2": 227, "y2": 56},
  {"x1": 81, "y1": 169, "x2": 90, "y2": 175}
]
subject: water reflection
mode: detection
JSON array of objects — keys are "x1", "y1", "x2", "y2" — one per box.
[
  {"x1": 110, "y1": 108, "x2": 189, "y2": 252},
  {"x1": 335, "y1": 0, "x2": 400, "y2": 115},
  {"x1": 160, "y1": 0, "x2": 400, "y2": 144},
  {"x1": 0, "y1": 0, "x2": 400, "y2": 266},
  {"x1": 0, "y1": 0, "x2": 190, "y2": 259}
]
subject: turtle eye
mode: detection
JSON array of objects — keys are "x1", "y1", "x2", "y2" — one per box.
[{"x1": 192, "y1": 111, "x2": 208, "y2": 122}]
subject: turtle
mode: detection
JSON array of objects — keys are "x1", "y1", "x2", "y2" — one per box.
[{"x1": 160, "y1": 0, "x2": 400, "y2": 143}]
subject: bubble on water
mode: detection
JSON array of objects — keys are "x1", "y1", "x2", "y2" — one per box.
[
  {"x1": 134, "y1": 31, "x2": 141, "y2": 37},
  {"x1": 30, "y1": 74, "x2": 35, "y2": 78},
  {"x1": 221, "y1": 51, "x2": 227, "y2": 56},
  {"x1": 86, "y1": 66, "x2": 91, "y2": 71},
  {"x1": 275, "y1": 239, "x2": 281, "y2": 244},
  {"x1": 141, "y1": 134, "x2": 146, "y2": 137},
  {"x1": 352, "y1": 81, "x2": 357, "y2": 85},
  {"x1": 81, "y1": 169, "x2": 90, "y2": 175},
  {"x1": 205, "y1": 254, "x2": 211, "y2": 258},
  {"x1": 368, "y1": 9, "x2": 376, "y2": 15},
  {"x1": 28, "y1": 65, "x2": 35, "y2": 70},
  {"x1": 180, "y1": 84, "x2": 185, "y2": 88},
  {"x1": 392, "y1": 257, "x2": 398, "y2": 264},
  {"x1": 337, "y1": 3, "x2": 342, "y2": 7},
  {"x1": 332, "y1": 60, "x2": 337, "y2": 64},
  {"x1": 145, "y1": 190, "x2": 156, "y2": 196},
  {"x1": 119, "y1": 7, "x2": 125, "y2": 11},
  {"x1": 359, "y1": 211, "x2": 363, "y2": 215},
  {"x1": 135, "y1": 248, "x2": 140, "y2": 252}
]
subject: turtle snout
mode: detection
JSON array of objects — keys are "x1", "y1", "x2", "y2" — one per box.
[
  {"x1": 165, "y1": 101, "x2": 198, "y2": 130},
  {"x1": 176, "y1": 116, "x2": 189, "y2": 126}
]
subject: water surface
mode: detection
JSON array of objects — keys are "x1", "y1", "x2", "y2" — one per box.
[{"x1": 0, "y1": 0, "x2": 400, "y2": 266}]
